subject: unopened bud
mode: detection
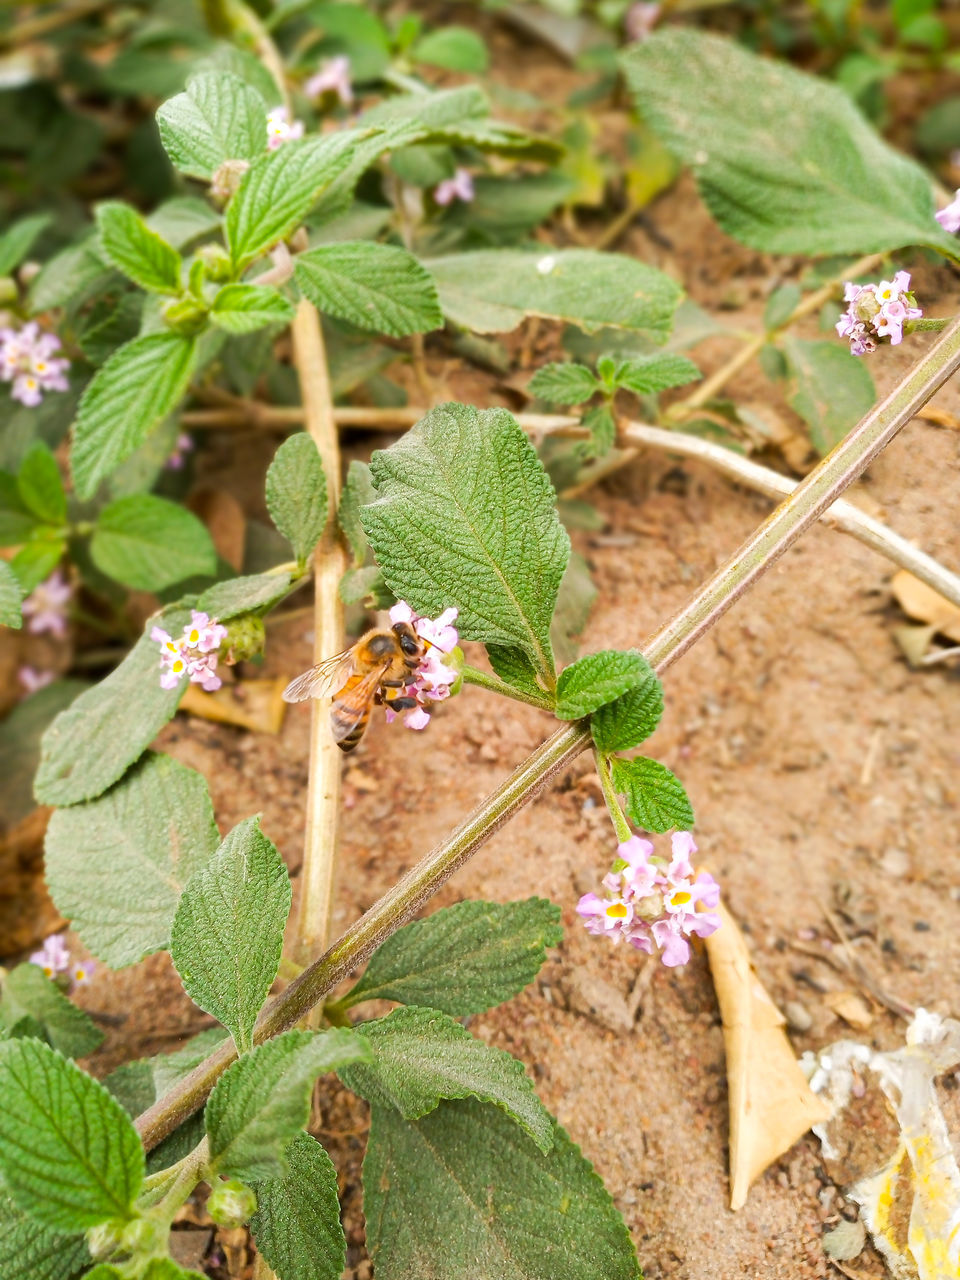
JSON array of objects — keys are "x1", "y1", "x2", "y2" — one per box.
[
  {"x1": 163, "y1": 295, "x2": 209, "y2": 335},
  {"x1": 222, "y1": 614, "x2": 266, "y2": 665},
  {"x1": 210, "y1": 158, "x2": 251, "y2": 205},
  {"x1": 86, "y1": 1220, "x2": 125, "y2": 1262},
  {"x1": 120, "y1": 1216, "x2": 166, "y2": 1257},
  {"x1": 207, "y1": 1178, "x2": 258, "y2": 1228},
  {"x1": 194, "y1": 243, "x2": 232, "y2": 282}
]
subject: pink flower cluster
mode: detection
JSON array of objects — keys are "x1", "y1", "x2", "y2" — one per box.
[
  {"x1": 434, "y1": 168, "x2": 474, "y2": 206},
  {"x1": 151, "y1": 610, "x2": 228, "y2": 691},
  {"x1": 0, "y1": 322, "x2": 70, "y2": 406},
  {"x1": 836, "y1": 271, "x2": 921, "y2": 356},
  {"x1": 30, "y1": 933, "x2": 95, "y2": 988},
  {"x1": 305, "y1": 55, "x2": 353, "y2": 106},
  {"x1": 22, "y1": 569, "x2": 71, "y2": 637},
  {"x1": 266, "y1": 107, "x2": 304, "y2": 150},
  {"x1": 386, "y1": 601, "x2": 459, "y2": 731},
  {"x1": 577, "y1": 832, "x2": 721, "y2": 968}
]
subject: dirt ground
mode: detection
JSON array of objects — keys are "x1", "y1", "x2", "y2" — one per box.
[{"x1": 8, "y1": 24, "x2": 960, "y2": 1280}]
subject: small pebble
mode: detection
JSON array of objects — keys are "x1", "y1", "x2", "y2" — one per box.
[{"x1": 785, "y1": 1000, "x2": 813, "y2": 1032}]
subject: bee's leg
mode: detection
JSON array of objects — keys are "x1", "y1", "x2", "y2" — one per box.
[{"x1": 389, "y1": 696, "x2": 419, "y2": 711}]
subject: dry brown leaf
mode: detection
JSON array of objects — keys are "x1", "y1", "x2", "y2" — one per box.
[
  {"x1": 179, "y1": 678, "x2": 288, "y2": 734},
  {"x1": 889, "y1": 571, "x2": 960, "y2": 643},
  {"x1": 915, "y1": 405, "x2": 960, "y2": 431},
  {"x1": 824, "y1": 990, "x2": 875, "y2": 1031},
  {"x1": 705, "y1": 901, "x2": 832, "y2": 1210}
]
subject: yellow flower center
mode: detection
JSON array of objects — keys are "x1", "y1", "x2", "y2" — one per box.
[
  {"x1": 172, "y1": 659, "x2": 185, "y2": 674},
  {"x1": 188, "y1": 629, "x2": 200, "y2": 644},
  {"x1": 671, "y1": 890, "x2": 692, "y2": 908},
  {"x1": 605, "y1": 902, "x2": 628, "y2": 919}
]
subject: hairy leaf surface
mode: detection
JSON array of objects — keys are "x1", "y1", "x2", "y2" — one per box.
[{"x1": 250, "y1": 1132, "x2": 345, "y2": 1280}]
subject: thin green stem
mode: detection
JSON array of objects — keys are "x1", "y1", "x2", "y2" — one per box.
[
  {"x1": 595, "y1": 749, "x2": 632, "y2": 843},
  {"x1": 134, "y1": 316, "x2": 960, "y2": 1154},
  {"x1": 912, "y1": 317, "x2": 950, "y2": 331},
  {"x1": 460, "y1": 664, "x2": 554, "y2": 710}
]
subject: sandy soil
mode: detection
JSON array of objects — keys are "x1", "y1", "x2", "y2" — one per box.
[{"x1": 7, "y1": 22, "x2": 960, "y2": 1280}]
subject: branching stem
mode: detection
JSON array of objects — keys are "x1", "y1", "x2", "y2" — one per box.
[
  {"x1": 461, "y1": 664, "x2": 555, "y2": 710},
  {"x1": 595, "y1": 750, "x2": 632, "y2": 844}
]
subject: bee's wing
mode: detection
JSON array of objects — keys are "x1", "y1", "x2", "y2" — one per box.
[
  {"x1": 329, "y1": 661, "x2": 391, "y2": 743},
  {"x1": 282, "y1": 649, "x2": 356, "y2": 703}
]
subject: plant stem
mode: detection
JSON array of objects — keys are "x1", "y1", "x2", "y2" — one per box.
[
  {"x1": 912, "y1": 318, "x2": 950, "y2": 331},
  {"x1": 0, "y1": 0, "x2": 111, "y2": 45},
  {"x1": 181, "y1": 404, "x2": 589, "y2": 436},
  {"x1": 134, "y1": 315, "x2": 960, "y2": 1153},
  {"x1": 595, "y1": 749, "x2": 632, "y2": 843},
  {"x1": 289, "y1": 301, "x2": 346, "y2": 970},
  {"x1": 461, "y1": 664, "x2": 555, "y2": 710},
  {"x1": 670, "y1": 251, "x2": 885, "y2": 418}
]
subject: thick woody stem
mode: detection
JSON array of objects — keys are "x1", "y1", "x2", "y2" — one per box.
[
  {"x1": 134, "y1": 316, "x2": 960, "y2": 1153},
  {"x1": 290, "y1": 301, "x2": 346, "y2": 967}
]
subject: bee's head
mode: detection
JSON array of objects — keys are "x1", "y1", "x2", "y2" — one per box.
[{"x1": 392, "y1": 620, "x2": 425, "y2": 664}]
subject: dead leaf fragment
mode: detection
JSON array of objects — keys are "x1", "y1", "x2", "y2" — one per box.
[
  {"x1": 824, "y1": 991, "x2": 875, "y2": 1031},
  {"x1": 890, "y1": 571, "x2": 960, "y2": 643},
  {"x1": 705, "y1": 902, "x2": 831, "y2": 1210},
  {"x1": 179, "y1": 679, "x2": 288, "y2": 734}
]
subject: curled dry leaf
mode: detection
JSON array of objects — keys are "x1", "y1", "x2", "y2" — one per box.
[
  {"x1": 704, "y1": 901, "x2": 831, "y2": 1210},
  {"x1": 179, "y1": 677, "x2": 288, "y2": 734},
  {"x1": 890, "y1": 570, "x2": 960, "y2": 643}
]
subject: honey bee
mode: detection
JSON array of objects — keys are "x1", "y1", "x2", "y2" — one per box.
[{"x1": 282, "y1": 620, "x2": 427, "y2": 752}]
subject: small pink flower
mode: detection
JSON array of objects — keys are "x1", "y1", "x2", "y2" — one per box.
[
  {"x1": 166, "y1": 433, "x2": 193, "y2": 470},
  {"x1": 22, "y1": 570, "x2": 71, "y2": 637},
  {"x1": 305, "y1": 55, "x2": 353, "y2": 106},
  {"x1": 30, "y1": 934, "x2": 70, "y2": 978},
  {"x1": 266, "y1": 107, "x2": 304, "y2": 150},
  {"x1": 0, "y1": 323, "x2": 70, "y2": 407},
  {"x1": 182, "y1": 610, "x2": 228, "y2": 654},
  {"x1": 434, "y1": 169, "x2": 475, "y2": 207},
  {"x1": 936, "y1": 189, "x2": 960, "y2": 234},
  {"x1": 835, "y1": 273, "x2": 922, "y2": 356},
  {"x1": 18, "y1": 666, "x2": 54, "y2": 694},
  {"x1": 577, "y1": 831, "x2": 721, "y2": 968},
  {"x1": 624, "y1": 2, "x2": 661, "y2": 41},
  {"x1": 70, "y1": 959, "x2": 95, "y2": 987},
  {"x1": 153, "y1": 612, "x2": 227, "y2": 692}
]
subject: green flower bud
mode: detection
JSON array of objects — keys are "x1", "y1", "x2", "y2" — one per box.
[
  {"x1": 0, "y1": 277, "x2": 18, "y2": 305},
  {"x1": 120, "y1": 1216, "x2": 167, "y2": 1258},
  {"x1": 222, "y1": 613, "x2": 266, "y2": 665},
  {"x1": 86, "y1": 1220, "x2": 125, "y2": 1262},
  {"x1": 207, "y1": 1178, "x2": 258, "y2": 1229},
  {"x1": 194, "y1": 242, "x2": 233, "y2": 282},
  {"x1": 162, "y1": 295, "x2": 209, "y2": 336},
  {"x1": 446, "y1": 644, "x2": 465, "y2": 697}
]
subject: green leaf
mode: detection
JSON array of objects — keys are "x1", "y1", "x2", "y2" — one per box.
[
  {"x1": 265, "y1": 433, "x2": 328, "y2": 565},
  {"x1": 486, "y1": 645, "x2": 545, "y2": 700},
  {"x1": 427, "y1": 249, "x2": 682, "y2": 336},
  {"x1": 763, "y1": 283, "x2": 802, "y2": 331},
  {"x1": 622, "y1": 28, "x2": 960, "y2": 259},
  {"x1": 590, "y1": 666, "x2": 662, "y2": 753},
  {"x1": 413, "y1": 25, "x2": 489, "y2": 72},
  {"x1": 555, "y1": 650, "x2": 649, "y2": 719},
  {"x1": 361, "y1": 402, "x2": 569, "y2": 680},
  {"x1": 782, "y1": 337, "x2": 876, "y2": 455},
  {"x1": 34, "y1": 607, "x2": 191, "y2": 806},
  {"x1": 341, "y1": 1007, "x2": 553, "y2": 1152},
  {"x1": 156, "y1": 71, "x2": 268, "y2": 179},
  {"x1": 295, "y1": 241, "x2": 443, "y2": 337},
  {"x1": 29, "y1": 236, "x2": 114, "y2": 314},
  {"x1": 95, "y1": 203, "x2": 182, "y2": 295},
  {"x1": 206, "y1": 1029, "x2": 370, "y2": 1180},
  {"x1": 529, "y1": 363, "x2": 600, "y2": 405},
  {"x1": 0, "y1": 1039, "x2": 144, "y2": 1232},
  {"x1": 0, "y1": 965, "x2": 103, "y2": 1059},
  {"x1": 613, "y1": 352, "x2": 701, "y2": 395},
  {"x1": 0, "y1": 213, "x2": 51, "y2": 277},
  {"x1": 147, "y1": 196, "x2": 223, "y2": 250},
  {"x1": 195, "y1": 569, "x2": 295, "y2": 620},
  {"x1": 0, "y1": 1197, "x2": 89, "y2": 1280},
  {"x1": 88, "y1": 1264, "x2": 205, "y2": 1280},
  {"x1": 0, "y1": 681, "x2": 87, "y2": 827},
  {"x1": 16, "y1": 443, "x2": 66, "y2": 525},
  {"x1": 0, "y1": 560, "x2": 22, "y2": 629},
  {"x1": 90, "y1": 495, "x2": 217, "y2": 591},
  {"x1": 171, "y1": 817, "x2": 292, "y2": 1054},
  {"x1": 364, "y1": 1098, "x2": 641, "y2": 1280},
  {"x1": 45, "y1": 753, "x2": 219, "y2": 969},
  {"x1": 249, "y1": 1132, "x2": 345, "y2": 1280},
  {"x1": 225, "y1": 132, "x2": 361, "y2": 269},
  {"x1": 210, "y1": 284, "x2": 295, "y2": 334},
  {"x1": 72, "y1": 333, "x2": 198, "y2": 500},
  {"x1": 344, "y1": 898, "x2": 562, "y2": 1016},
  {"x1": 337, "y1": 459, "x2": 376, "y2": 566},
  {"x1": 0, "y1": 472, "x2": 41, "y2": 546},
  {"x1": 10, "y1": 536, "x2": 65, "y2": 595},
  {"x1": 610, "y1": 756, "x2": 694, "y2": 833}
]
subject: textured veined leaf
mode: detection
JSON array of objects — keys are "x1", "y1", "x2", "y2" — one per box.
[
  {"x1": 0, "y1": 561, "x2": 22, "y2": 629},
  {"x1": 612, "y1": 352, "x2": 701, "y2": 395},
  {"x1": 0, "y1": 1197, "x2": 90, "y2": 1280},
  {"x1": 90, "y1": 495, "x2": 217, "y2": 590},
  {"x1": 156, "y1": 71, "x2": 268, "y2": 179},
  {"x1": 210, "y1": 284, "x2": 295, "y2": 334},
  {"x1": 528, "y1": 363, "x2": 600, "y2": 405},
  {"x1": 623, "y1": 28, "x2": 959, "y2": 259},
  {"x1": 95, "y1": 203, "x2": 182, "y2": 295},
  {"x1": 363, "y1": 1098, "x2": 641, "y2": 1280},
  {"x1": 195, "y1": 569, "x2": 295, "y2": 620},
  {"x1": 294, "y1": 241, "x2": 443, "y2": 337},
  {"x1": 782, "y1": 337, "x2": 876, "y2": 455},
  {"x1": 555, "y1": 650, "x2": 650, "y2": 719},
  {"x1": 610, "y1": 755, "x2": 694, "y2": 833},
  {"x1": 16, "y1": 442, "x2": 66, "y2": 524},
  {"x1": 249, "y1": 1132, "x2": 345, "y2": 1280},
  {"x1": 265, "y1": 433, "x2": 327, "y2": 565},
  {"x1": 0, "y1": 964, "x2": 104, "y2": 1058},
  {"x1": 361, "y1": 402, "x2": 569, "y2": 681},
  {"x1": 590, "y1": 667, "x2": 663, "y2": 753},
  {"x1": 45, "y1": 753, "x2": 219, "y2": 968}
]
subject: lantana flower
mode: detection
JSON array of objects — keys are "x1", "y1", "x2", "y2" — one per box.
[
  {"x1": 577, "y1": 831, "x2": 721, "y2": 968},
  {"x1": 266, "y1": 107, "x2": 305, "y2": 150},
  {"x1": 434, "y1": 168, "x2": 475, "y2": 207},
  {"x1": 385, "y1": 601, "x2": 460, "y2": 730},
  {"x1": 305, "y1": 55, "x2": 353, "y2": 106},
  {"x1": 30, "y1": 933, "x2": 70, "y2": 978},
  {"x1": 151, "y1": 609, "x2": 228, "y2": 691},
  {"x1": 166, "y1": 433, "x2": 194, "y2": 470},
  {"x1": 22, "y1": 569, "x2": 71, "y2": 637},
  {"x1": 0, "y1": 322, "x2": 70, "y2": 406},
  {"x1": 19, "y1": 666, "x2": 54, "y2": 694},
  {"x1": 835, "y1": 271, "x2": 922, "y2": 355},
  {"x1": 935, "y1": 189, "x2": 960, "y2": 234}
]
